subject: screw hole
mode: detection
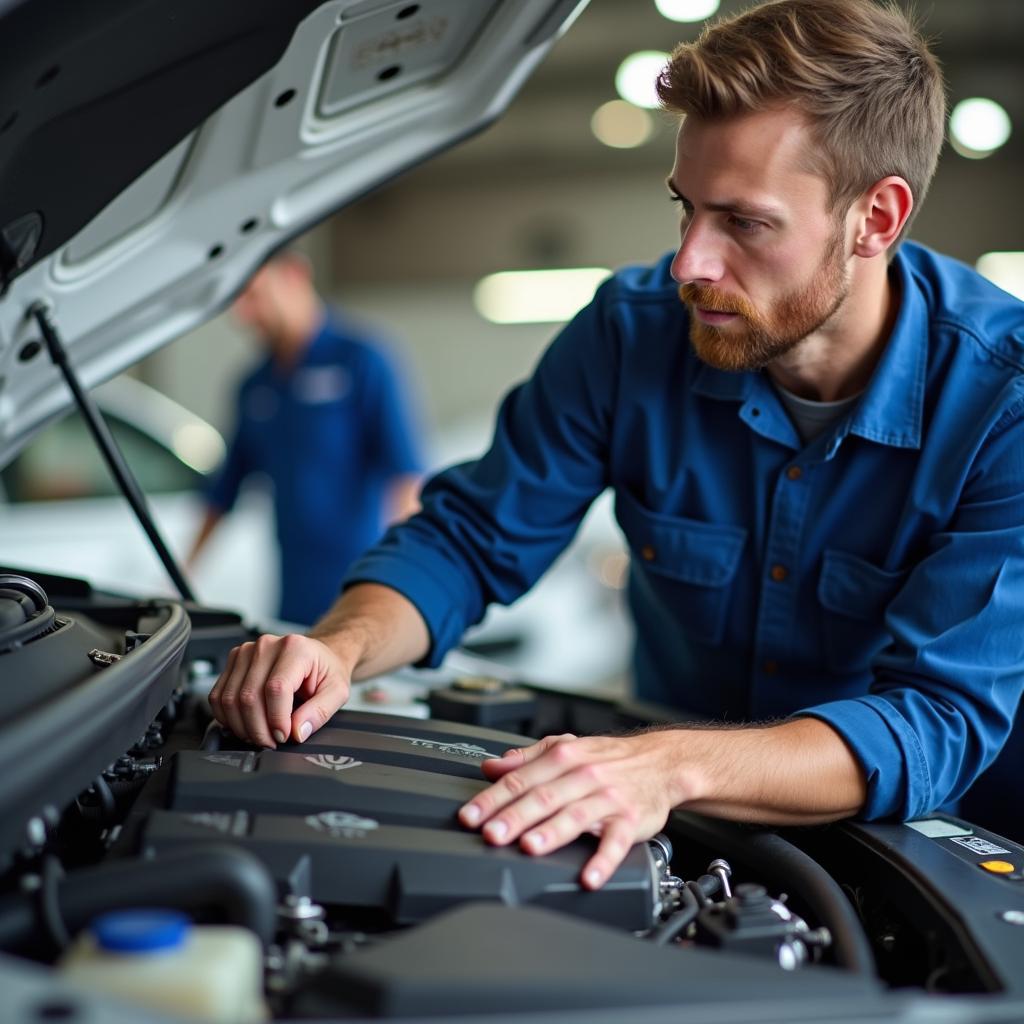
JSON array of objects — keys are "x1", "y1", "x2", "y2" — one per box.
[
  {"x1": 36, "y1": 65, "x2": 60, "y2": 88},
  {"x1": 18, "y1": 340, "x2": 42, "y2": 363},
  {"x1": 396, "y1": 4, "x2": 419, "y2": 18},
  {"x1": 274, "y1": 89, "x2": 296, "y2": 108},
  {"x1": 208, "y1": 244, "x2": 224, "y2": 260},
  {"x1": 240, "y1": 218, "x2": 259, "y2": 234},
  {"x1": 377, "y1": 65, "x2": 401, "y2": 82},
  {"x1": 0, "y1": 112, "x2": 17, "y2": 134}
]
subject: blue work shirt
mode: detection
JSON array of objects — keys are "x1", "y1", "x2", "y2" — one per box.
[
  {"x1": 345, "y1": 242, "x2": 1024, "y2": 821},
  {"x1": 207, "y1": 315, "x2": 423, "y2": 624}
]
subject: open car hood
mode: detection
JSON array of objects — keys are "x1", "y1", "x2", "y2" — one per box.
[{"x1": 0, "y1": 0, "x2": 586, "y2": 466}]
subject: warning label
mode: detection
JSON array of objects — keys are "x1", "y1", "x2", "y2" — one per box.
[{"x1": 949, "y1": 835, "x2": 1011, "y2": 856}]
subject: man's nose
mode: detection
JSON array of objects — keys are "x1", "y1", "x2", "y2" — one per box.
[{"x1": 671, "y1": 220, "x2": 724, "y2": 285}]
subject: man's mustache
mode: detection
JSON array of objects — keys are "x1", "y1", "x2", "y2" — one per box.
[{"x1": 678, "y1": 283, "x2": 755, "y2": 319}]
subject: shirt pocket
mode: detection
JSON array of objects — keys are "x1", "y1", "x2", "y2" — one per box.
[
  {"x1": 616, "y1": 490, "x2": 746, "y2": 646},
  {"x1": 817, "y1": 549, "x2": 908, "y2": 674}
]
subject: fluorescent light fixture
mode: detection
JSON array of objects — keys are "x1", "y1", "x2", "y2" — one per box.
[
  {"x1": 976, "y1": 252, "x2": 1024, "y2": 301},
  {"x1": 615, "y1": 51, "x2": 670, "y2": 110},
  {"x1": 591, "y1": 99, "x2": 654, "y2": 149},
  {"x1": 474, "y1": 268, "x2": 612, "y2": 325},
  {"x1": 654, "y1": 0, "x2": 720, "y2": 22},
  {"x1": 949, "y1": 97, "x2": 1012, "y2": 159}
]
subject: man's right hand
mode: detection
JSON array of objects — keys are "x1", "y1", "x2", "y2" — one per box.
[{"x1": 208, "y1": 633, "x2": 352, "y2": 748}]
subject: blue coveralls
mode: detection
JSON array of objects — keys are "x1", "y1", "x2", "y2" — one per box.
[
  {"x1": 346, "y1": 242, "x2": 1024, "y2": 833},
  {"x1": 207, "y1": 315, "x2": 423, "y2": 625}
]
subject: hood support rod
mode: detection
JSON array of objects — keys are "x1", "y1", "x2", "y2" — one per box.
[{"x1": 29, "y1": 304, "x2": 197, "y2": 603}]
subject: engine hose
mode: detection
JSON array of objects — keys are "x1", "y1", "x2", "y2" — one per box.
[
  {"x1": 668, "y1": 812, "x2": 876, "y2": 975},
  {"x1": 0, "y1": 845, "x2": 277, "y2": 955},
  {"x1": 686, "y1": 879, "x2": 711, "y2": 908},
  {"x1": 650, "y1": 884, "x2": 700, "y2": 945}
]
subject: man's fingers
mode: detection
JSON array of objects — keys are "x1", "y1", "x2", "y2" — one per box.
[
  {"x1": 237, "y1": 635, "x2": 297, "y2": 747},
  {"x1": 581, "y1": 817, "x2": 637, "y2": 890},
  {"x1": 478, "y1": 767, "x2": 606, "y2": 846},
  {"x1": 479, "y1": 733, "x2": 577, "y2": 778},
  {"x1": 207, "y1": 634, "x2": 351, "y2": 747},
  {"x1": 480, "y1": 733, "x2": 577, "y2": 780},
  {"x1": 291, "y1": 675, "x2": 350, "y2": 743},
  {"x1": 209, "y1": 641, "x2": 258, "y2": 741},
  {"x1": 516, "y1": 790, "x2": 617, "y2": 855},
  {"x1": 459, "y1": 734, "x2": 581, "y2": 829},
  {"x1": 207, "y1": 645, "x2": 238, "y2": 725},
  {"x1": 261, "y1": 635, "x2": 317, "y2": 742}
]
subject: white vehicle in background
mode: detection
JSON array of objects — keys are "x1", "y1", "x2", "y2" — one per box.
[
  {"x1": 0, "y1": 375, "x2": 277, "y2": 620},
  {"x1": 0, "y1": 375, "x2": 633, "y2": 691}
]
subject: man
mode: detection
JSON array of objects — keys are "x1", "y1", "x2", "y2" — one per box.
[
  {"x1": 208, "y1": 0, "x2": 1024, "y2": 885},
  {"x1": 188, "y1": 251, "x2": 423, "y2": 625}
]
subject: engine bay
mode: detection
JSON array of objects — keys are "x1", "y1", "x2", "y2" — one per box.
[{"x1": 2, "y1": 571, "x2": 1024, "y2": 1023}]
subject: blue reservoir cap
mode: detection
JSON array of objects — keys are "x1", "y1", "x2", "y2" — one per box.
[{"x1": 91, "y1": 909, "x2": 190, "y2": 953}]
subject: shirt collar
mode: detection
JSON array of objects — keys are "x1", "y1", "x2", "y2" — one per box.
[
  {"x1": 839, "y1": 248, "x2": 926, "y2": 452},
  {"x1": 689, "y1": 246, "x2": 927, "y2": 454}
]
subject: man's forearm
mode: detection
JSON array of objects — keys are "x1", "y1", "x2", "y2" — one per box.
[
  {"x1": 186, "y1": 507, "x2": 223, "y2": 567},
  {"x1": 675, "y1": 716, "x2": 868, "y2": 824},
  {"x1": 308, "y1": 582, "x2": 430, "y2": 681}
]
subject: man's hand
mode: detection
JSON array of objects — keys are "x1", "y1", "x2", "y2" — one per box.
[
  {"x1": 208, "y1": 634, "x2": 351, "y2": 748},
  {"x1": 207, "y1": 583, "x2": 431, "y2": 748},
  {"x1": 457, "y1": 732, "x2": 692, "y2": 890},
  {"x1": 457, "y1": 719, "x2": 868, "y2": 889}
]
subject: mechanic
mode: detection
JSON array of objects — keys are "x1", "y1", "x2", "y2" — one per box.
[
  {"x1": 187, "y1": 250, "x2": 424, "y2": 625},
  {"x1": 209, "y1": 0, "x2": 1024, "y2": 883}
]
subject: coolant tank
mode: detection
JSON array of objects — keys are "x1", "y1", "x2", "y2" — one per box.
[{"x1": 59, "y1": 909, "x2": 266, "y2": 1022}]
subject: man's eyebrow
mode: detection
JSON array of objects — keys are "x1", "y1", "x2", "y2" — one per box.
[{"x1": 665, "y1": 177, "x2": 783, "y2": 223}]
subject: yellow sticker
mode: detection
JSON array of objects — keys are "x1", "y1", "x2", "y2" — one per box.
[{"x1": 979, "y1": 860, "x2": 1015, "y2": 874}]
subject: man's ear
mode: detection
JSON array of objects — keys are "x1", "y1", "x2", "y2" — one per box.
[{"x1": 850, "y1": 176, "x2": 914, "y2": 258}]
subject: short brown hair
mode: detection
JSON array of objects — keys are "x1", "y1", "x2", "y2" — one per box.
[{"x1": 656, "y1": 0, "x2": 946, "y2": 242}]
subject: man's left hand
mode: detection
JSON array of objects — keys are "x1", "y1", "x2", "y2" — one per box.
[{"x1": 458, "y1": 731, "x2": 693, "y2": 889}]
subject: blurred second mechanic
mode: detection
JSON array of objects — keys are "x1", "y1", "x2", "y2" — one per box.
[{"x1": 188, "y1": 251, "x2": 423, "y2": 624}]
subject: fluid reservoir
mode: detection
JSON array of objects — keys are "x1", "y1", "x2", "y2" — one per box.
[{"x1": 59, "y1": 908, "x2": 267, "y2": 1022}]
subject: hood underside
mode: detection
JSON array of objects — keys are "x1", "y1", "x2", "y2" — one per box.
[{"x1": 0, "y1": 0, "x2": 586, "y2": 465}]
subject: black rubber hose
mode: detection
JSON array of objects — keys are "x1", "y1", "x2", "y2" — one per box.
[
  {"x1": 692, "y1": 873, "x2": 721, "y2": 901},
  {"x1": 668, "y1": 813, "x2": 876, "y2": 975},
  {"x1": 744, "y1": 830, "x2": 875, "y2": 974},
  {"x1": 650, "y1": 884, "x2": 700, "y2": 945},
  {"x1": 0, "y1": 845, "x2": 276, "y2": 955}
]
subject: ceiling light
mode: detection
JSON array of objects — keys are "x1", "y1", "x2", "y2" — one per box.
[
  {"x1": 474, "y1": 268, "x2": 612, "y2": 325},
  {"x1": 171, "y1": 422, "x2": 225, "y2": 473},
  {"x1": 591, "y1": 100, "x2": 654, "y2": 148},
  {"x1": 615, "y1": 51, "x2": 670, "y2": 110},
  {"x1": 949, "y1": 98, "x2": 1012, "y2": 159},
  {"x1": 976, "y1": 252, "x2": 1024, "y2": 301},
  {"x1": 654, "y1": 0, "x2": 720, "y2": 22}
]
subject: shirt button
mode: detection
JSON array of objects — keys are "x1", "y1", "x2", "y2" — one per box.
[
  {"x1": 770, "y1": 564, "x2": 788, "y2": 582},
  {"x1": 641, "y1": 545, "x2": 656, "y2": 562},
  {"x1": 786, "y1": 466, "x2": 803, "y2": 481},
  {"x1": 763, "y1": 659, "x2": 779, "y2": 675}
]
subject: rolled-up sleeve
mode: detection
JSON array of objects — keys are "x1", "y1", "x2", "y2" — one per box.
[
  {"x1": 343, "y1": 282, "x2": 620, "y2": 665},
  {"x1": 801, "y1": 399, "x2": 1024, "y2": 819}
]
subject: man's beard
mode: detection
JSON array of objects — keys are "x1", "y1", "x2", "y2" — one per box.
[{"x1": 678, "y1": 230, "x2": 849, "y2": 373}]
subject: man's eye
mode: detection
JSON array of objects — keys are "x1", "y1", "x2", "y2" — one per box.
[{"x1": 729, "y1": 215, "x2": 762, "y2": 233}]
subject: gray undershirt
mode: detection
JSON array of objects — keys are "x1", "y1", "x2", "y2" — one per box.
[{"x1": 773, "y1": 382, "x2": 863, "y2": 445}]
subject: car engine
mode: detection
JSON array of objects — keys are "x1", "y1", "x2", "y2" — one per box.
[{"x1": 2, "y1": 570, "x2": 1024, "y2": 1024}]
